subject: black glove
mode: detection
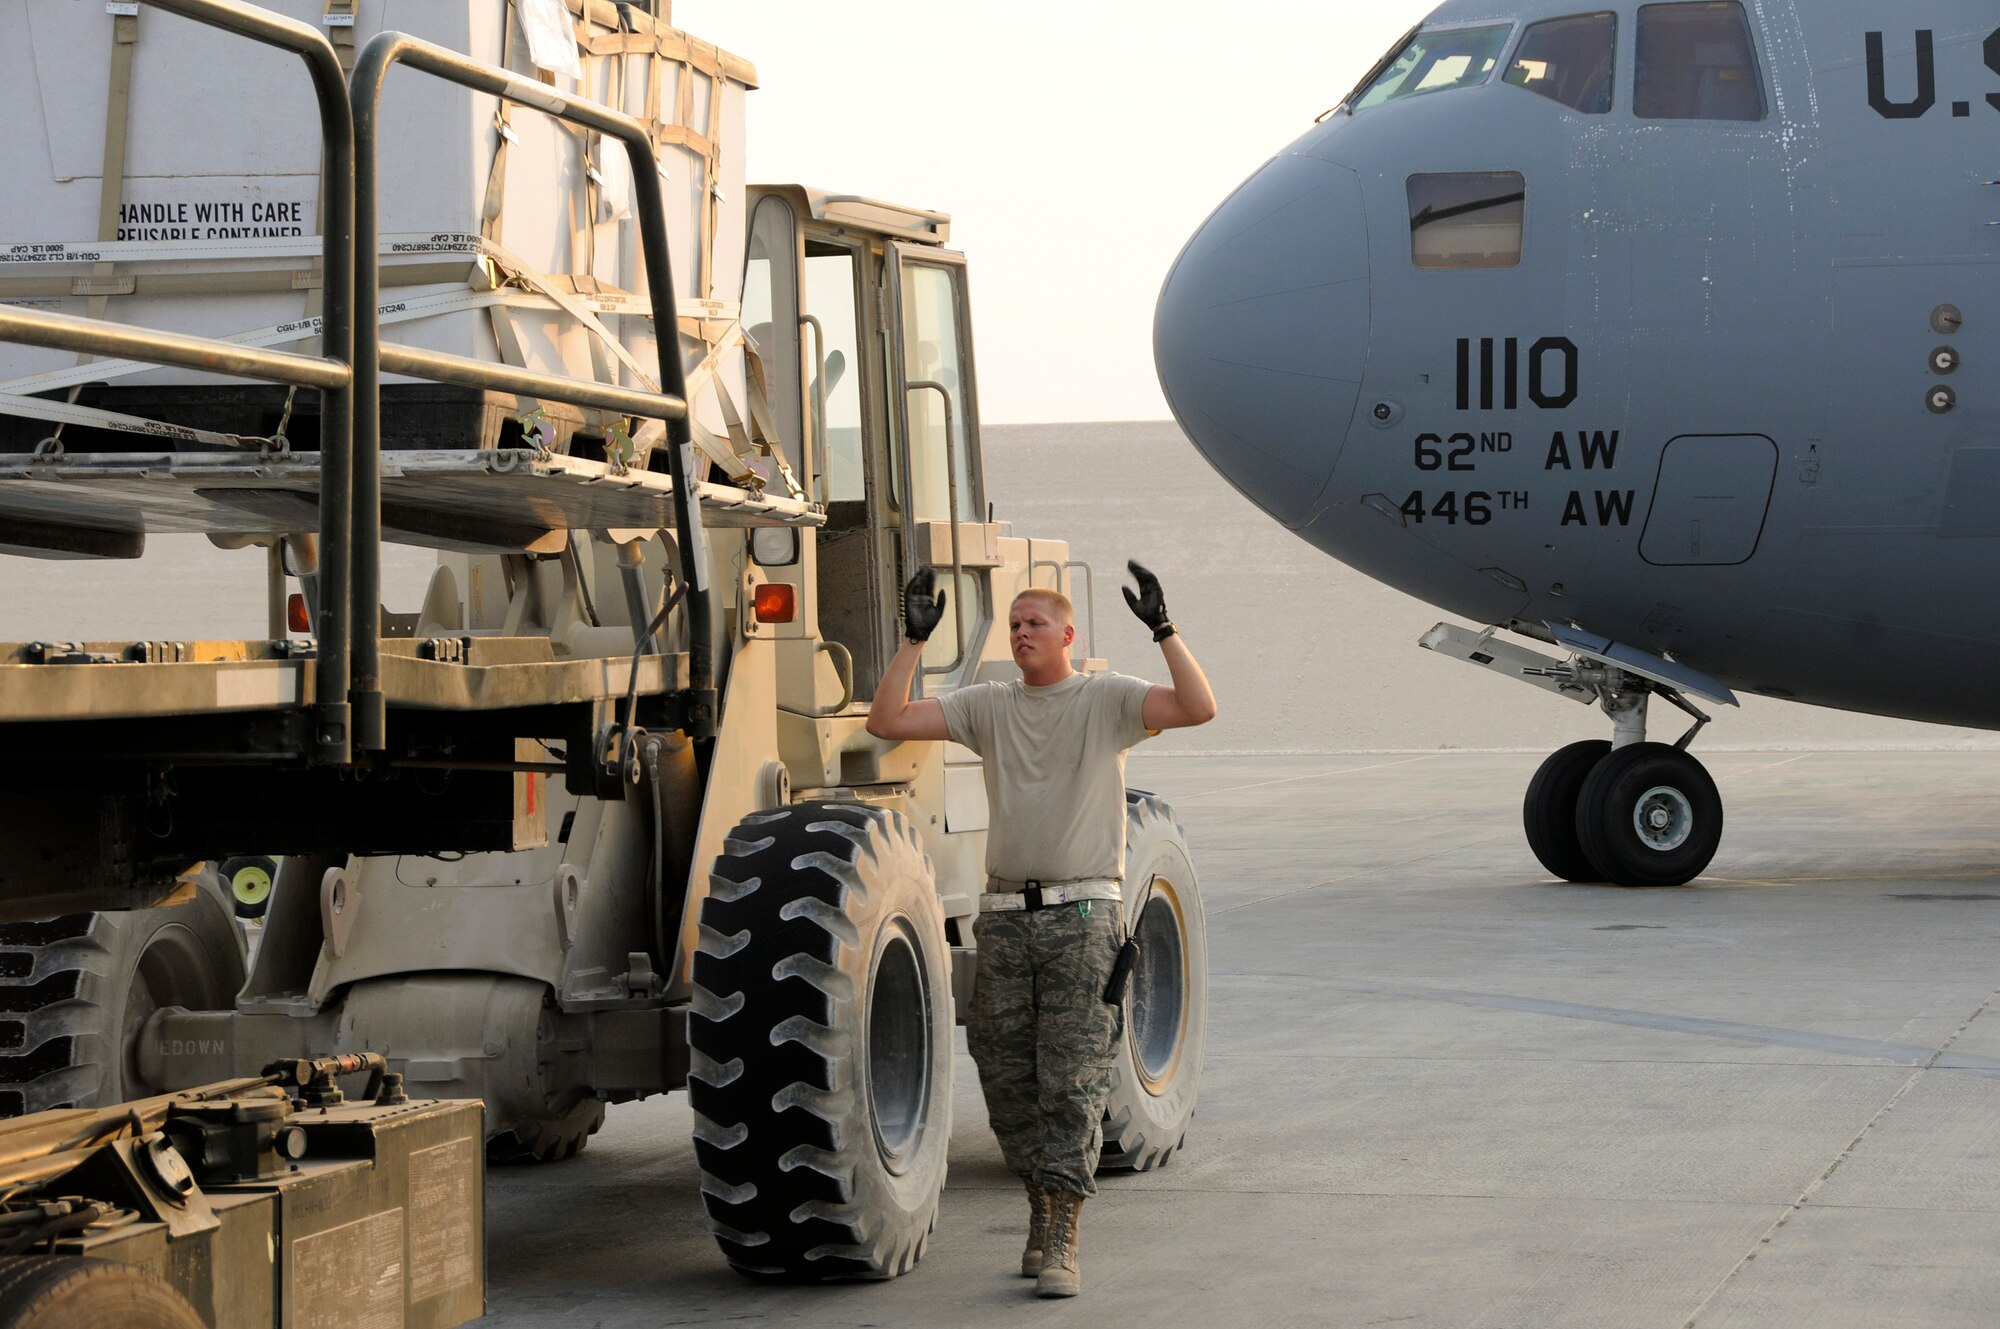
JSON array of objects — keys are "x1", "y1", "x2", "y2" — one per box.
[
  {"x1": 903, "y1": 567, "x2": 947, "y2": 642},
  {"x1": 1122, "y1": 560, "x2": 1176, "y2": 641}
]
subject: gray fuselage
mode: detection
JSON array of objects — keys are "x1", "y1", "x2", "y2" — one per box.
[{"x1": 1157, "y1": 1, "x2": 2000, "y2": 728}]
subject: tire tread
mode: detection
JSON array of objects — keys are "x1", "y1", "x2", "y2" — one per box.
[
  {"x1": 1100, "y1": 790, "x2": 1205, "y2": 1172},
  {"x1": 689, "y1": 802, "x2": 947, "y2": 1280}
]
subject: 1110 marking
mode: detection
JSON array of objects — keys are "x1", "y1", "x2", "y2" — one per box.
[{"x1": 1456, "y1": 336, "x2": 1578, "y2": 411}]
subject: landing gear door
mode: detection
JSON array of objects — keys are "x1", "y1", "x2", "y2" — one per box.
[{"x1": 885, "y1": 244, "x2": 987, "y2": 679}]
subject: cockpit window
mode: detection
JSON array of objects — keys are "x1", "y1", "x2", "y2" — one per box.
[
  {"x1": 1350, "y1": 25, "x2": 1513, "y2": 111},
  {"x1": 1504, "y1": 13, "x2": 1617, "y2": 114},
  {"x1": 1408, "y1": 173, "x2": 1525, "y2": 270},
  {"x1": 1634, "y1": 2, "x2": 1765, "y2": 120}
]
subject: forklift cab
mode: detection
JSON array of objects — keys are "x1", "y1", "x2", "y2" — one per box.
[{"x1": 742, "y1": 186, "x2": 993, "y2": 725}]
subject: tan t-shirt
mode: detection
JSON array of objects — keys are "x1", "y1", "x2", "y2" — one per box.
[{"x1": 938, "y1": 670, "x2": 1155, "y2": 883}]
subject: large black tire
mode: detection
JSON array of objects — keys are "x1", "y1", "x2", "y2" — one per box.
[
  {"x1": 0, "y1": 872, "x2": 246, "y2": 1115},
  {"x1": 1576, "y1": 743, "x2": 1723, "y2": 887},
  {"x1": 0, "y1": 1256, "x2": 204, "y2": 1329},
  {"x1": 689, "y1": 802, "x2": 953, "y2": 1280},
  {"x1": 1523, "y1": 740, "x2": 1612, "y2": 882},
  {"x1": 1100, "y1": 790, "x2": 1208, "y2": 1172}
]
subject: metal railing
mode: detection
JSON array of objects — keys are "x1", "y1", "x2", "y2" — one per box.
[
  {"x1": 908, "y1": 380, "x2": 968, "y2": 675},
  {"x1": 0, "y1": 2, "x2": 715, "y2": 756},
  {"x1": 350, "y1": 31, "x2": 710, "y2": 747},
  {"x1": 0, "y1": 0, "x2": 359, "y2": 764}
]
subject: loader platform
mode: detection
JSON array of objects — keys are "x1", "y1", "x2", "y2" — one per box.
[
  {"x1": 0, "y1": 636, "x2": 688, "y2": 724},
  {"x1": 0, "y1": 446, "x2": 812, "y2": 724},
  {"x1": 0, "y1": 445, "x2": 822, "y2": 555}
]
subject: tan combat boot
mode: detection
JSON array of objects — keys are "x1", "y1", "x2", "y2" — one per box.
[
  {"x1": 1035, "y1": 1190, "x2": 1084, "y2": 1297},
  {"x1": 1021, "y1": 1181, "x2": 1049, "y2": 1277}
]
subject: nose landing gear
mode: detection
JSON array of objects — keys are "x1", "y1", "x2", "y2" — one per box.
[
  {"x1": 1423, "y1": 622, "x2": 1738, "y2": 888},
  {"x1": 1522, "y1": 739, "x2": 1612, "y2": 882},
  {"x1": 1529, "y1": 739, "x2": 1724, "y2": 886}
]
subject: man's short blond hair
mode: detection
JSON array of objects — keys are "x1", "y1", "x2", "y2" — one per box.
[{"x1": 1010, "y1": 587, "x2": 1074, "y2": 624}]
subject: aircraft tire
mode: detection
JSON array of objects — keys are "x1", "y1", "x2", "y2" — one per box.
[
  {"x1": 1576, "y1": 743, "x2": 1722, "y2": 887},
  {"x1": 0, "y1": 871, "x2": 245, "y2": 1115},
  {"x1": 1100, "y1": 790, "x2": 1207, "y2": 1172},
  {"x1": 1523, "y1": 740, "x2": 1612, "y2": 882},
  {"x1": 689, "y1": 802, "x2": 951, "y2": 1281}
]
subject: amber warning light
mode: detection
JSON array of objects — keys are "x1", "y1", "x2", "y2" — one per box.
[
  {"x1": 753, "y1": 583, "x2": 796, "y2": 623},
  {"x1": 286, "y1": 593, "x2": 310, "y2": 634}
]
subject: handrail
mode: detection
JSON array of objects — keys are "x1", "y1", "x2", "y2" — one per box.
[
  {"x1": 351, "y1": 33, "x2": 713, "y2": 745},
  {"x1": 0, "y1": 0, "x2": 357, "y2": 765},
  {"x1": 806, "y1": 640, "x2": 855, "y2": 718},
  {"x1": 0, "y1": 307, "x2": 349, "y2": 392},
  {"x1": 377, "y1": 345, "x2": 687, "y2": 423},
  {"x1": 800, "y1": 313, "x2": 828, "y2": 505},
  {"x1": 907, "y1": 380, "x2": 967, "y2": 675},
  {"x1": 1031, "y1": 557, "x2": 1096, "y2": 671}
]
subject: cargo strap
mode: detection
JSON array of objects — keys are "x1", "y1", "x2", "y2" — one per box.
[
  {"x1": 94, "y1": 7, "x2": 139, "y2": 264},
  {"x1": 481, "y1": 223, "x2": 771, "y2": 490},
  {"x1": 302, "y1": 0, "x2": 353, "y2": 334},
  {"x1": 322, "y1": 0, "x2": 358, "y2": 71},
  {"x1": 484, "y1": 238, "x2": 662, "y2": 396},
  {"x1": 979, "y1": 878, "x2": 1124, "y2": 913},
  {"x1": 54, "y1": 3, "x2": 144, "y2": 443},
  {"x1": 301, "y1": 0, "x2": 361, "y2": 334},
  {"x1": 740, "y1": 338, "x2": 806, "y2": 499},
  {"x1": 674, "y1": 322, "x2": 801, "y2": 496},
  {"x1": 473, "y1": 239, "x2": 763, "y2": 492},
  {"x1": 483, "y1": 0, "x2": 520, "y2": 226},
  {"x1": 0, "y1": 391, "x2": 249, "y2": 450},
  {"x1": 479, "y1": 2, "x2": 519, "y2": 382}
]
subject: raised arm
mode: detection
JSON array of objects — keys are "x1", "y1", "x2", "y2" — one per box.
[
  {"x1": 1123, "y1": 560, "x2": 1219, "y2": 731},
  {"x1": 866, "y1": 570, "x2": 953, "y2": 742},
  {"x1": 1144, "y1": 633, "x2": 1218, "y2": 730}
]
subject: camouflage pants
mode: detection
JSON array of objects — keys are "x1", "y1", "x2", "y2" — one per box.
[{"x1": 967, "y1": 901, "x2": 1125, "y2": 1198}]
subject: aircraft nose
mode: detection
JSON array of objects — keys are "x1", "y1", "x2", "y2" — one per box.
[{"x1": 1155, "y1": 153, "x2": 1369, "y2": 528}]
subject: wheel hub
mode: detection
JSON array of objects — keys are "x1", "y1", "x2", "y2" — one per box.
[
  {"x1": 1632, "y1": 785, "x2": 1694, "y2": 852},
  {"x1": 866, "y1": 921, "x2": 931, "y2": 1173},
  {"x1": 1130, "y1": 892, "x2": 1188, "y2": 1091}
]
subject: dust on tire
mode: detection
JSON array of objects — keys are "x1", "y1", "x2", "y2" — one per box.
[{"x1": 688, "y1": 802, "x2": 952, "y2": 1280}]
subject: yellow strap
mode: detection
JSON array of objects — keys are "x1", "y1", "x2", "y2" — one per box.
[
  {"x1": 298, "y1": 0, "x2": 359, "y2": 334},
  {"x1": 699, "y1": 69, "x2": 722, "y2": 300},
  {"x1": 482, "y1": 4, "x2": 520, "y2": 250},
  {"x1": 484, "y1": 305, "x2": 539, "y2": 417},
  {"x1": 740, "y1": 339, "x2": 805, "y2": 500},
  {"x1": 323, "y1": 0, "x2": 357, "y2": 72},
  {"x1": 95, "y1": 12, "x2": 138, "y2": 250},
  {"x1": 62, "y1": 5, "x2": 141, "y2": 420}
]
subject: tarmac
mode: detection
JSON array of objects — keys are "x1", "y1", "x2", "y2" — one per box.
[
  {"x1": 476, "y1": 747, "x2": 2000, "y2": 1328},
  {"x1": 9, "y1": 423, "x2": 1997, "y2": 1324}
]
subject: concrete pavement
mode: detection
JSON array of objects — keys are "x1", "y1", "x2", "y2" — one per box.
[{"x1": 476, "y1": 748, "x2": 2000, "y2": 1327}]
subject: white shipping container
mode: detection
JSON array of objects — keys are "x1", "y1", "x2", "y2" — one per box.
[{"x1": 0, "y1": 0, "x2": 755, "y2": 458}]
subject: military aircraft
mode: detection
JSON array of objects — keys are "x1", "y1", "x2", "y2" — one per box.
[{"x1": 1154, "y1": 1, "x2": 1998, "y2": 887}]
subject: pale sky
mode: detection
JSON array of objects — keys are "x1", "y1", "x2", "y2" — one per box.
[{"x1": 673, "y1": 2, "x2": 1440, "y2": 424}]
